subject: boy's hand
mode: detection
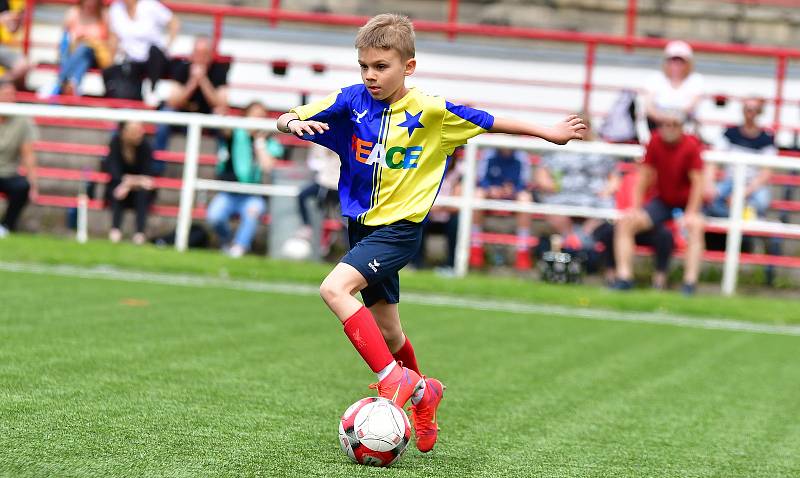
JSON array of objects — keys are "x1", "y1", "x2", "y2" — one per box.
[
  {"x1": 287, "y1": 119, "x2": 329, "y2": 138},
  {"x1": 544, "y1": 115, "x2": 587, "y2": 145}
]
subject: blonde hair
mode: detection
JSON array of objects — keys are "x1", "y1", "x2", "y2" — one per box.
[{"x1": 355, "y1": 14, "x2": 415, "y2": 60}]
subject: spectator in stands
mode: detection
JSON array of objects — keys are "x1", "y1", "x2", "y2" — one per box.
[
  {"x1": 612, "y1": 109, "x2": 706, "y2": 294},
  {"x1": 206, "y1": 102, "x2": 284, "y2": 258},
  {"x1": 412, "y1": 152, "x2": 461, "y2": 272},
  {"x1": 41, "y1": 0, "x2": 111, "y2": 98},
  {"x1": 153, "y1": 36, "x2": 229, "y2": 167},
  {"x1": 108, "y1": 0, "x2": 179, "y2": 95},
  {"x1": 295, "y1": 143, "x2": 340, "y2": 247},
  {"x1": 707, "y1": 97, "x2": 774, "y2": 218},
  {"x1": 0, "y1": 78, "x2": 37, "y2": 237},
  {"x1": 534, "y1": 119, "x2": 619, "y2": 252},
  {"x1": 0, "y1": 0, "x2": 29, "y2": 89},
  {"x1": 706, "y1": 96, "x2": 781, "y2": 285},
  {"x1": 644, "y1": 41, "x2": 704, "y2": 133},
  {"x1": 105, "y1": 120, "x2": 156, "y2": 245},
  {"x1": 469, "y1": 147, "x2": 533, "y2": 270}
]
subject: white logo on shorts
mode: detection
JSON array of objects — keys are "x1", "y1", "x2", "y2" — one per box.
[{"x1": 368, "y1": 259, "x2": 380, "y2": 273}]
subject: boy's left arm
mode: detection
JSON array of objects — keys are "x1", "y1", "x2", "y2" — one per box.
[{"x1": 489, "y1": 115, "x2": 586, "y2": 145}]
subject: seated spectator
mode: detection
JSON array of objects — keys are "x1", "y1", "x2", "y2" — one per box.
[
  {"x1": 0, "y1": 78, "x2": 37, "y2": 237},
  {"x1": 107, "y1": 0, "x2": 179, "y2": 98},
  {"x1": 644, "y1": 41, "x2": 704, "y2": 134},
  {"x1": 153, "y1": 36, "x2": 229, "y2": 165},
  {"x1": 0, "y1": 0, "x2": 29, "y2": 89},
  {"x1": 612, "y1": 110, "x2": 705, "y2": 294},
  {"x1": 206, "y1": 102, "x2": 284, "y2": 258},
  {"x1": 41, "y1": 0, "x2": 111, "y2": 98},
  {"x1": 105, "y1": 120, "x2": 156, "y2": 245},
  {"x1": 412, "y1": 152, "x2": 461, "y2": 272},
  {"x1": 707, "y1": 97, "x2": 774, "y2": 219},
  {"x1": 706, "y1": 96, "x2": 781, "y2": 286},
  {"x1": 534, "y1": 119, "x2": 619, "y2": 252},
  {"x1": 295, "y1": 143, "x2": 340, "y2": 251},
  {"x1": 469, "y1": 147, "x2": 533, "y2": 270}
]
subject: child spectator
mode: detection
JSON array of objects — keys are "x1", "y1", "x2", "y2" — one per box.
[
  {"x1": 0, "y1": 79, "x2": 37, "y2": 237},
  {"x1": 707, "y1": 97, "x2": 774, "y2": 218},
  {"x1": 105, "y1": 120, "x2": 155, "y2": 245},
  {"x1": 469, "y1": 147, "x2": 534, "y2": 270},
  {"x1": 295, "y1": 143, "x2": 340, "y2": 246},
  {"x1": 108, "y1": 0, "x2": 179, "y2": 95},
  {"x1": 42, "y1": 0, "x2": 111, "y2": 98},
  {"x1": 412, "y1": 153, "x2": 461, "y2": 272},
  {"x1": 206, "y1": 102, "x2": 284, "y2": 258},
  {"x1": 0, "y1": 0, "x2": 29, "y2": 89},
  {"x1": 644, "y1": 41, "x2": 704, "y2": 133},
  {"x1": 153, "y1": 36, "x2": 229, "y2": 164},
  {"x1": 535, "y1": 118, "x2": 619, "y2": 251},
  {"x1": 706, "y1": 96, "x2": 781, "y2": 285},
  {"x1": 612, "y1": 110, "x2": 706, "y2": 294}
]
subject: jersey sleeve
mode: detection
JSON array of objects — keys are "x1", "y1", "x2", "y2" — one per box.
[
  {"x1": 440, "y1": 101, "x2": 494, "y2": 155},
  {"x1": 291, "y1": 89, "x2": 350, "y2": 124}
]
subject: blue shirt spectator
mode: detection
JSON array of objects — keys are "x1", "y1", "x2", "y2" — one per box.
[{"x1": 477, "y1": 147, "x2": 530, "y2": 194}]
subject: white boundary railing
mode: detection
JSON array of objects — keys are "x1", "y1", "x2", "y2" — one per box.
[{"x1": 2, "y1": 102, "x2": 799, "y2": 296}]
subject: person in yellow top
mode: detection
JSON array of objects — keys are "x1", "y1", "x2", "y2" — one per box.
[
  {"x1": 0, "y1": 0, "x2": 29, "y2": 89},
  {"x1": 276, "y1": 13, "x2": 585, "y2": 458}
]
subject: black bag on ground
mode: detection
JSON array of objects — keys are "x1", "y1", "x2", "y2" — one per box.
[{"x1": 151, "y1": 223, "x2": 210, "y2": 249}]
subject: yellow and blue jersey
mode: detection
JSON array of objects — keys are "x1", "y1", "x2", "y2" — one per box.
[{"x1": 291, "y1": 85, "x2": 493, "y2": 225}]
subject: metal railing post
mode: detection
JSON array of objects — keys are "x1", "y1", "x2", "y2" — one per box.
[
  {"x1": 773, "y1": 55, "x2": 787, "y2": 137},
  {"x1": 721, "y1": 161, "x2": 747, "y2": 296},
  {"x1": 625, "y1": 0, "x2": 637, "y2": 52},
  {"x1": 447, "y1": 0, "x2": 460, "y2": 41},
  {"x1": 583, "y1": 42, "x2": 596, "y2": 115},
  {"x1": 22, "y1": 0, "x2": 35, "y2": 56},
  {"x1": 454, "y1": 141, "x2": 479, "y2": 277},
  {"x1": 175, "y1": 121, "x2": 202, "y2": 252}
]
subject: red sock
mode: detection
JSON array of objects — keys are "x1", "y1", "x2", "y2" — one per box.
[
  {"x1": 343, "y1": 306, "x2": 395, "y2": 373},
  {"x1": 392, "y1": 336, "x2": 421, "y2": 376}
]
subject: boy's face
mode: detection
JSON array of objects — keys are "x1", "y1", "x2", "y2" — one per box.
[{"x1": 358, "y1": 47, "x2": 416, "y2": 102}]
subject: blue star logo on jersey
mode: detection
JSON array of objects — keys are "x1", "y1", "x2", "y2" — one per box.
[{"x1": 398, "y1": 110, "x2": 424, "y2": 137}]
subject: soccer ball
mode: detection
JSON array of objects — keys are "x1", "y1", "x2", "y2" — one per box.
[
  {"x1": 281, "y1": 237, "x2": 312, "y2": 260},
  {"x1": 338, "y1": 397, "x2": 411, "y2": 467}
]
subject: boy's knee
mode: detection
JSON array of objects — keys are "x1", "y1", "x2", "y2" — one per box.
[{"x1": 319, "y1": 278, "x2": 341, "y2": 305}]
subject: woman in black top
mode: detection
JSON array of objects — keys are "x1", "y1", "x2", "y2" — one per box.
[{"x1": 105, "y1": 120, "x2": 155, "y2": 244}]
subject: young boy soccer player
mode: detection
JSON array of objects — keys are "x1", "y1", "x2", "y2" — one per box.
[{"x1": 276, "y1": 14, "x2": 585, "y2": 452}]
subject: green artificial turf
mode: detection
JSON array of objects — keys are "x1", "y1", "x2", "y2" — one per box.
[
  {"x1": 2, "y1": 268, "x2": 799, "y2": 477},
  {"x1": 1, "y1": 234, "x2": 799, "y2": 323}
]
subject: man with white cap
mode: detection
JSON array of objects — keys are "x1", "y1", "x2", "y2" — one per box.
[{"x1": 644, "y1": 40, "x2": 705, "y2": 132}]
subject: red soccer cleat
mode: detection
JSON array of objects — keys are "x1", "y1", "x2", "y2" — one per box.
[
  {"x1": 410, "y1": 378, "x2": 445, "y2": 453},
  {"x1": 469, "y1": 245, "x2": 485, "y2": 268},
  {"x1": 514, "y1": 249, "x2": 532, "y2": 270},
  {"x1": 369, "y1": 364, "x2": 424, "y2": 408}
]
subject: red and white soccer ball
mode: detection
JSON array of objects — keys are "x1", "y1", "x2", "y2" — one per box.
[{"x1": 338, "y1": 396, "x2": 411, "y2": 467}]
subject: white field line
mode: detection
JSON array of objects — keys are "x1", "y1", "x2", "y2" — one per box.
[{"x1": 3, "y1": 261, "x2": 800, "y2": 337}]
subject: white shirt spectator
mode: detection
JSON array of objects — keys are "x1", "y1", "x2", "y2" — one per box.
[
  {"x1": 109, "y1": 0, "x2": 173, "y2": 62},
  {"x1": 646, "y1": 71, "x2": 704, "y2": 115}
]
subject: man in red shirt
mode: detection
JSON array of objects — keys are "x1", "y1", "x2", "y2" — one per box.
[{"x1": 613, "y1": 110, "x2": 705, "y2": 294}]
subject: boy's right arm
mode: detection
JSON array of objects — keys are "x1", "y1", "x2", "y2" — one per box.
[{"x1": 277, "y1": 112, "x2": 330, "y2": 138}]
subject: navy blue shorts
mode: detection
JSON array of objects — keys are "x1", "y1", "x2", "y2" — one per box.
[{"x1": 341, "y1": 219, "x2": 423, "y2": 307}]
